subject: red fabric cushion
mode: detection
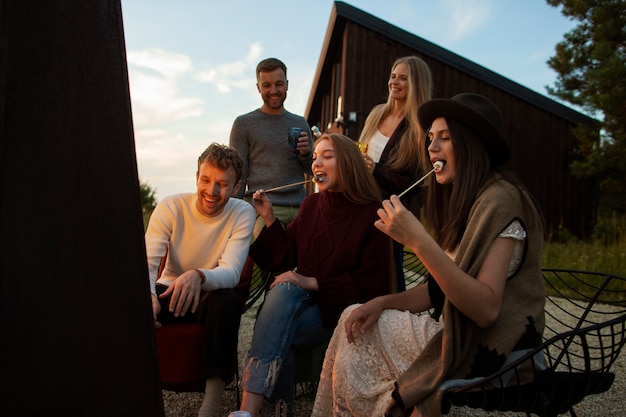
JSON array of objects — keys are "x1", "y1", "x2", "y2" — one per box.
[{"x1": 155, "y1": 322, "x2": 205, "y2": 391}]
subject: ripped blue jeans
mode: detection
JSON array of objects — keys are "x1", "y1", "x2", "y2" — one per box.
[{"x1": 241, "y1": 282, "x2": 333, "y2": 402}]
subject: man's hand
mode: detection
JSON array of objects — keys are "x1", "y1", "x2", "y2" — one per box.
[
  {"x1": 297, "y1": 131, "x2": 310, "y2": 155},
  {"x1": 151, "y1": 293, "x2": 162, "y2": 328},
  {"x1": 159, "y1": 269, "x2": 204, "y2": 317}
]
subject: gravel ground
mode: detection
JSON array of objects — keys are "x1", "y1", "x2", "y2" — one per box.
[{"x1": 162, "y1": 299, "x2": 626, "y2": 417}]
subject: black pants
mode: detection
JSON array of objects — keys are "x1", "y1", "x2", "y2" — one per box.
[{"x1": 156, "y1": 284, "x2": 243, "y2": 385}]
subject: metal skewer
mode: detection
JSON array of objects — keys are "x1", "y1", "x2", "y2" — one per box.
[
  {"x1": 397, "y1": 161, "x2": 444, "y2": 198},
  {"x1": 397, "y1": 168, "x2": 435, "y2": 198},
  {"x1": 263, "y1": 179, "x2": 311, "y2": 193},
  {"x1": 262, "y1": 175, "x2": 324, "y2": 193}
]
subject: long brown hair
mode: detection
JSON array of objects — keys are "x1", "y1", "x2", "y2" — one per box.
[
  {"x1": 315, "y1": 134, "x2": 382, "y2": 204},
  {"x1": 424, "y1": 119, "x2": 545, "y2": 250},
  {"x1": 359, "y1": 56, "x2": 433, "y2": 176}
]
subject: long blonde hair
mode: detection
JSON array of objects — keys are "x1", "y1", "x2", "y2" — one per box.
[
  {"x1": 359, "y1": 56, "x2": 433, "y2": 175},
  {"x1": 315, "y1": 134, "x2": 382, "y2": 204}
]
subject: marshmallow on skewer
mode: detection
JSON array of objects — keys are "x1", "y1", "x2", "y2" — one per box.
[
  {"x1": 397, "y1": 162, "x2": 443, "y2": 198},
  {"x1": 263, "y1": 176, "x2": 323, "y2": 193}
]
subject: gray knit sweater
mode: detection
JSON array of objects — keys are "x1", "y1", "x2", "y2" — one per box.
[{"x1": 229, "y1": 109, "x2": 313, "y2": 206}]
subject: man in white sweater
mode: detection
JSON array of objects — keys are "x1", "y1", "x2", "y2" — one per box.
[{"x1": 145, "y1": 143, "x2": 255, "y2": 417}]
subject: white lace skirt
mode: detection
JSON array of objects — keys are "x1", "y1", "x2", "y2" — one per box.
[{"x1": 312, "y1": 304, "x2": 443, "y2": 417}]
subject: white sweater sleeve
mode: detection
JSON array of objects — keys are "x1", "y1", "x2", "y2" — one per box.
[{"x1": 147, "y1": 195, "x2": 255, "y2": 293}]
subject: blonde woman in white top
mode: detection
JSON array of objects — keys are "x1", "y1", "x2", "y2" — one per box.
[{"x1": 358, "y1": 56, "x2": 433, "y2": 291}]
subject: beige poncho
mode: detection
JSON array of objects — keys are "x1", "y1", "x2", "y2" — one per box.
[{"x1": 388, "y1": 174, "x2": 546, "y2": 416}]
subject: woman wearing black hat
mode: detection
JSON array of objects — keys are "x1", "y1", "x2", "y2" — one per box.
[{"x1": 312, "y1": 93, "x2": 546, "y2": 417}]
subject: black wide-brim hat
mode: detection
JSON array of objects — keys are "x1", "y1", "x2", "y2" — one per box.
[{"x1": 418, "y1": 93, "x2": 510, "y2": 166}]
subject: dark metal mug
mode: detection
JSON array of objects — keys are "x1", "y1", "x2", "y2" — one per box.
[{"x1": 287, "y1": 127, "x2": 301, "y2": 159}]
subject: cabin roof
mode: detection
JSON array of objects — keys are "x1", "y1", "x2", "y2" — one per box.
[{"x1": 307, "y1": 1, "x2": 595, "y2": 127}]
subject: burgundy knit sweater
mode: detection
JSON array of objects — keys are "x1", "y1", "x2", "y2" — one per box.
[{"x1": 250, "y1": 191, "x2": 393, "y2": 327}]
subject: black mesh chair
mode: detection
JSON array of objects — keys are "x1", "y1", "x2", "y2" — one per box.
[
  {"x1": 242, "y1": 262, "x2": 273, "y2": 312},
  {"x1": 402, "y1": 250, "x2": 429, "y2": 288},
  {"x1": 441, "y1": 269, "x2": 626, "y2": 417}
]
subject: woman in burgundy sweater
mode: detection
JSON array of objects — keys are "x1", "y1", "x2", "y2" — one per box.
[{"x1": 238, "y1": 133, "x2": 394, "y2": 417}]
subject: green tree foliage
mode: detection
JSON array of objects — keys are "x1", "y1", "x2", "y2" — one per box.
[
  {"x1": 139, "y1": 180, "x2": 157, "y2": 215},
  {"x1": 546, "y1": 0, "x2": 626, "y2": 214}
]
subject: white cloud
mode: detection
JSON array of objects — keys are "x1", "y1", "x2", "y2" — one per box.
[
  {"x1": 441, "y1": 0, "x2": 492, "y2": 42},
  {"x1": 134, "y1": 128, "x2": 203, "y2": 198},
  {"x1": 195, "y1": 42, "x2": 263, "y2": 93},
  {"x1": 127, "y1": 45, "x2": 272, "y2": 199},
  {"x1": 127, "y1": 48, "x2": 205, "y2": 128},
  {"x1": 134, "y1": 129, "x2": 188, "y2": 165},
  {"x1": 128, "y1": 48, "x2": 193, "y2": 78}
]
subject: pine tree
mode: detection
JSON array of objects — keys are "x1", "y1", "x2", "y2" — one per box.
[
  {"x1": 546, "y1": 0, "x2": 626, "y2": 214},
  {"x1": 139, "y1": 180, "x2": 157, "y2": 215}
]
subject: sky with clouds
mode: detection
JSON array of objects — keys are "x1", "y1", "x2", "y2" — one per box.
[{"x1": 121, "y1": 0, "x2": 577, "y2": 200}]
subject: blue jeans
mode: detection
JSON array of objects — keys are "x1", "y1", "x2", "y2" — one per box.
[{"x1": 241, "y1": 282, "x2": 333, "y2": 402}]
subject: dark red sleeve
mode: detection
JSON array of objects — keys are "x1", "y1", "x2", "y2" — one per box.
[{"x1": 316, "y1": 222, "x2": 392, "y2": 327}]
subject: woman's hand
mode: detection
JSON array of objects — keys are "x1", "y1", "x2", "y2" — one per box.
[
  {"x1": 270, "y1": 270, "x2": 318, "y2": 291},
  {"x1": 344, "y1": 297, "x2": 385, "y2": 343},
  {"x1": 363, "y1": 154, "x2": 375, "y2": 173},
  {"x1": 378, "y1": 198, "x2": 511, "y2": 329},
  {"x1": 375, "y1": 195, "x2": 426, "y2": 247},
  {"x1": 252, "y1": 190, "x2": 276, "y2": 226}
]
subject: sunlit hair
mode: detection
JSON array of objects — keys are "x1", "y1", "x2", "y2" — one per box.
[
  {"x1": 358, "y1": 56, "x2": 433, "y2": 176},
  {"x1": 314, "y1": 134, "x2": 382, "y2": 204},
  {"x1": 197, "y1": 143, "x2": 244, "y2": 184},
  {"x1": 424, "y1": 119, "x2": 545, "y2": 251},
  {"x1": 256, "y1": 57, "x2": 287, "y2": 79}
]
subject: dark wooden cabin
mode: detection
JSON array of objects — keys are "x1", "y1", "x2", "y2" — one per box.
[{"x1": 304, "y1": 1, "x2": 597, "y2": 239}]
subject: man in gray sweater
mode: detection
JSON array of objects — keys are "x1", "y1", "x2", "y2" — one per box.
[{"x1": 229, "y1": 57, "x2": 314, "y2": 237}]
